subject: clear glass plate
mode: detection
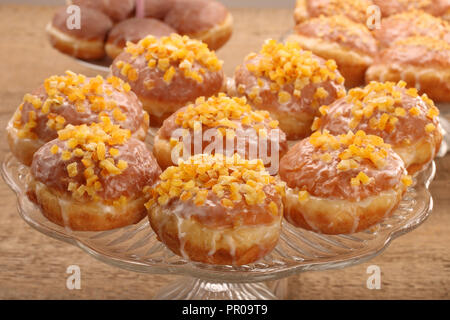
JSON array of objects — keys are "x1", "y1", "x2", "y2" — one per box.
[{"x1": 1, "y1": 152, "x2": 435, "y2": 284}]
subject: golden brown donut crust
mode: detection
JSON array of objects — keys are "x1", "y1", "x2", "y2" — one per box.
[
  {"x1": 149, "y1": 205, "x2": 281, "y2": 265},
  {"x1": 365, "y1": 37, "x2": 450, "y2": 102},
  {"x1": 283, "y1": 185, "x2": 405, "y2": 234},
  {"x1": 27, "y1": 179, "x2": 149, "y2": 231},
  {"x1": 294, "y1": 0, "x2": 374, "y2": 24}
]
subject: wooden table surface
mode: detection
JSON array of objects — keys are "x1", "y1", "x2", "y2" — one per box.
[{"x1": 0, "y1": 4, "x2": 449, "y2": 300}]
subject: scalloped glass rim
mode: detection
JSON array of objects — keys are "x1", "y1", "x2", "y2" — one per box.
[{"x1": 1, "y1": 152, "x2": 435, "y2": 282}]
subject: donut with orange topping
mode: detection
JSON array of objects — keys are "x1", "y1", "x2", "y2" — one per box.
[
  {"x1": 365, "y1": 36, "x2": 450, "y2": 102},
  {"x1": 233, "y1": 40, "x2": 346, "y2": 140},
  {"x1": 153, "y1": 93, "x2": 288, "y2": 172},
  {"x1": 372, "y1": 0, "x2": 450, "y2": 20},
  {"x1": 146, "y1": 153, "x2": 284, "y2": 265},
  {"x1": 287, "y1": 15, "x2": 377, "y2": 88},
  {"x1": 46, "y1": 5, "x2": 113, "y2": 60},
  {"x1": 105, "y1": 18, "x2": 176, "y2": 60},
  {"x1": 315, "y1": 81, "x2": 442, "y2": 174},
  {"x1": 164, "y1": 0, "x2": 233, "y2": 51},
  {"x1": 373, "y1": 10, "x2": 450, "y2": 50},
  {"x1": 111, "y1": 34, "x2": 224, "y2": 126},
  {"x1": 7, "y1": 71, "x2": 149, "y2": 166},
  {"x1": 279, "y1": 130, "x2": 410, "y2": 234},
  {"x1": 294, "y1": 0, "x2": 373, "y2": 24},
  {"x1": 27, "y1": 117, "x2": 161, "y2": 231}
]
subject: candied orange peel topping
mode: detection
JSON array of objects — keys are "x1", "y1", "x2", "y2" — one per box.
[
  {"x1": 145, "y1": 153, "x2": 284, "y2": 210},
  {"x1": 14, "y1": 71, "x2": 132, "y2": 139},
  {"x1": 342, "y1": 81, "x2": 439, "y2": 133},
  {"x1": 243, "y1": 40, "x2": 343, "y2": 106},
  {"x1": 50, "y1": 116, "x2": 132, "y2": 202},
  {"x1": 175, "y1": 93, "x2": 278, "y2": 134},
  {"x1": 121, "y1": 34, "x2": 223, "y2": 85},
  {"x1": 310, "y1": 130, "x2": 397, "y2": 185}
]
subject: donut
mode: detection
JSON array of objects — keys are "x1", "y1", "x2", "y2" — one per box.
[
  {"x1": 315, "y1": 81, "x2": 443, "y2": 174},
  {"x1": 373, "y1": 10, "x2": 450, "y2": 49},
  {"x1": 294, "y1": 0, "x2": 373, "y2": 24},
  {"x1": 365, "y1": 36, "x2": 450, "y2": 103},
  {"x1": 233, "y1": 40, "x2": 346, "y2": 140},
  {"x1": 279, "y1": 130, "x2": 411, "y2": 234},
  {"x1": 105, "y1": 18, "x2": 176, "y2": 59},
  {"x1": 110, "y1": 34, "x2": 224, "y2": 126},
  {"x1": 287, "y1": 15, "x2": 377, "y2": 88},
  {"x1": 141, "y1": 0, "x2": 175, "y2": 19},
  {"x1": 7, "y1": 71, "x2": 149, "y2": 166},
  {"x1": 164, "y1": 0, "x2": 233, "y2": 51},
  {"x1": 153, "y1": 93, "x2": 288, "y2": 172},
  {"x1": 146, "y1": 153, "x2": 284, "y2": 265},
  {"x1": 372, "y1": 0, "x2": 450, "y2": 20},
  {"x1": 46, "y1": 6, "x2": 113, "y2": 60},
  {"x1": 70, "y1": 0, "x2": 135, "y2": 23},
  {"x1": 27, "y1": 118, "x2": 161, "y2": 231}
]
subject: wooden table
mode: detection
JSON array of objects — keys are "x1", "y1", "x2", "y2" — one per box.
[{"x1": 0, "y1": 4, "x2": 449, "y2": 300}]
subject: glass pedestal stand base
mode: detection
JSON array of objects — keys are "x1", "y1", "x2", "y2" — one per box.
[{"x1": 154, "y1": 278, "x2": 287, "y2": 300}]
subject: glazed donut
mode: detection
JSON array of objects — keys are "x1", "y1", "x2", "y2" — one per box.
[
  {"x1": 146, "y1": 153, "x2": 284, "y2": 265},
  {"x1": 7, "y1": 71, "x2": 149, "y2": 166},
  {"x1": 164, "y1": 0, "x2": 233, "y2": 51},
  {"x1": 142, "y1": 0, "x2": 175, "y2": 19},
  {"x1": 105, "y1": 18, "x2": 176, "y2": 59},
  {"x1": 233, "y1": 40, "x2": 346, "y2": 140},
  {"x1": 153, "y1": 93, "x2": 288, "y2": 172},
  {"x1": 365, "y1": 36, "x2": 450, "y2": 103},
  {"x1": 27, "y1": 118, "x2": 161, "y2": 231},
  {"x1": 287, "y1": 15, "x2": 377, "y2": 88},
  {"x1": 110, "y1": 34, "x2": 224, "y2": 126},
  {"x1": 70, "y1": 0, "x2": 135, "y2": 23},
  {"x1": 46, "y1": 6, "x2": 113, "y2": 60},
  {"x1": 279, "y1": 130, "x2": 411, "y2": 234},
  {"x1": 372, "y1": 0, "x2": 450, "y2": 20},
  {"x1": 315, "y1": 81, "x2": 443, "y2": 174},
  {"x1": 294, "y1": 0, "x2": 373, "y2": 24},
  {"x1": 373, "y1": 10, "x2": 450, "y2": 49}
]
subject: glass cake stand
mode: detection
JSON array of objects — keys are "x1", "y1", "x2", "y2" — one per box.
[{"x1": 1, "y1": 149, "x2": 436, "y2": 299}]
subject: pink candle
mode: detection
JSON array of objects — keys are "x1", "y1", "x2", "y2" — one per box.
[{"x1": 135, "y1": 0, "x2": 145, "y2": 18}]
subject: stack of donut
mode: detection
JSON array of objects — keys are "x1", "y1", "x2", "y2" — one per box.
[
  {"x1": 8, "y1": 3, "x2": 446, "y2": 265},
  {"x1": 46, "y1": 0, "x2": 233, "y2": 60},
  {"x1": 290, "y1": 0, "x2": 450, "y2": 103}
]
